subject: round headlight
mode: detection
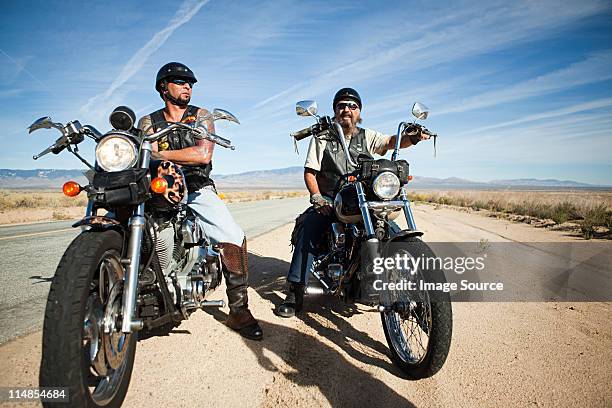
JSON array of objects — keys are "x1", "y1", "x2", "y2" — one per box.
[
  {"x1": 372, "y1": 172, "x2": 400, "y2": 200},
  {"x1": 95, "y1": 135, "x2": 138, "y2": 172}
]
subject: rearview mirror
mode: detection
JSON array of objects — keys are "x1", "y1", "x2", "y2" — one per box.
[
  {"x1": 412, "y1": 102, "x2": 429, "y2": 120},
  {"x1": 296, "y1": 101, "x2": 318, "y2": 117},
  {"x1": 212, "y1": 108, "x2": 240, "y2": 124},
  {"x1": 28, "y1": 117, "x2": 54, "y2": 133}
]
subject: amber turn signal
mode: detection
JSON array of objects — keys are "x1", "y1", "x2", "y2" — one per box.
[
  {"x1": 347, "y1": 175, "x2": 357, "y2": 182},
  {"x1": 151, "y1": 177, "x2": 168, "y2": 194},
  {"x1": 408, "y1": 175, "x2": 413, "y2": 181},
  {"x1": 62, "y1": 181, "x2": 81, "y2": 197}
]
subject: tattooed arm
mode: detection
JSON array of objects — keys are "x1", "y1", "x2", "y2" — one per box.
[{"x1": 149, "y1": 108, "x2": 216, "y2": 166}]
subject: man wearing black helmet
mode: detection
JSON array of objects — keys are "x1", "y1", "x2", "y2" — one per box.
[
  {"x1": 276, "y1": 87, "x2": 430, "y2": 318},
  {"x1": 138, "y1": 62, "x2": 263, "y2": 340}
]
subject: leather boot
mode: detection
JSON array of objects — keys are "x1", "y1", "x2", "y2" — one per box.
[
  {"x1": 275, "y1": 282, "x2": 304, "y2": 318},
  {"x1": 219, "y1": 237, "x2": 263, "y2": 341}
]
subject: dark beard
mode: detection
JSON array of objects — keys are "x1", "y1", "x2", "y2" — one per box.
[
  {"x1": 341, "y1": 124, "x2": 356, "y2": 137},
  {"x1": 166, "y1": 92, "x2": 191, "y2": 107},
  {"x1": 176, "y1": 94, "x2": 191, "y2": 106},
  {"x1": 337, "y1": 115, "x2": 361, "y2": 138}
]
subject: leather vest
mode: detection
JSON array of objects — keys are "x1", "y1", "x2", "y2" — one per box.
[
  {"x1": 317, "y1": 127, "x2": 373, "y2": 198},
  {"x1": 149, "y1": 105, "x2": 214, "y2": 191}
]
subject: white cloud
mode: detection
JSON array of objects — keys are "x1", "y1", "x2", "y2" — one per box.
[
  {"x1": 437, "y1": 50, "x2": 612, "y2": 115},
  {"x1": 250, "y1": 0, "x2": 610, "y2": 116},
  {"x1": 454, "y1": 98, "x2": 612, "y2": 136}
]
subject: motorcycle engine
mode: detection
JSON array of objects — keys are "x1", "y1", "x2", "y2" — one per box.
[
  {"x1": 176, "y1": 214, "x2": 222, "y2": 314},
  {"x1": 155, "y1": 223, "x2": 175, "y2": 273},
  {"x1": 140, "y1": 213, "x2": 223, "y2": 320}
]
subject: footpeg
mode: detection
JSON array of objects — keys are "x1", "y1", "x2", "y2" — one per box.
[{"x1": 200, "y1": 300, "x2": 225, "y2": 308}]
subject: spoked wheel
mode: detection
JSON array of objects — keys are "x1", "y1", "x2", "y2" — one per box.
[
  {"x1": 380, "y1": 237, "x2": 452, "y2": 379},
  {"x1": 40, "y1": 230, "x2": 136, "y2": 408}
]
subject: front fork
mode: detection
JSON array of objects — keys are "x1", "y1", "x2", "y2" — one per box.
[
  {"x1": 355, "y1": 182, "x2": 417, "y2": 306},
  {"x1": 355, "y1": 182, "x2": 417, "y2": 238},
  {"x1": 400, "y1": 187, "x2": 418, "y2": 231},
  {"x1": 121, "y1": 142, "x2": 153, "y2": 333}
]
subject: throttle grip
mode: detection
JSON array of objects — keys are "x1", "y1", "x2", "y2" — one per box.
[
  {"x1": 290, "y1": 126, "x2": 313, "y2": 141},
  {"x1": 421, "y1": 126, "x2": 437, "y2": 137}
]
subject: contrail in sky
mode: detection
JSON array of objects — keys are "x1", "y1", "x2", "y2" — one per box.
[
  {"x1": 82, "y1": 0, "x2": 210, "y2": 115},
  {"x1": 0, "y1": 48, "x2": 53, "y2": 93}
]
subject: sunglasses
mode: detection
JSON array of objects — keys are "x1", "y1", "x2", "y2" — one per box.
[
  {"x1": 336, "y1": 102, "x2": 359, "y2": 111},
  {"x1": 169, "y1": 78, "x2": 194, "y2": 88}
]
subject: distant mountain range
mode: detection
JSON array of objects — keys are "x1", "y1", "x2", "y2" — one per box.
[
  {"x1": 0, "y1": 167, "x2": 606, "y2": 190},
  {"x1": 0, "y1": 169, "x2": 89, "y2": 189}
]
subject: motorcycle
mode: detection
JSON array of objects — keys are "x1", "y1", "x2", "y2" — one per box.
[
  {"x1": 29, "y1": 106, "x2": 239, "y2": 407},
  {"x1": 289, "y1": 101, "x2": 452, "y2": 379}
]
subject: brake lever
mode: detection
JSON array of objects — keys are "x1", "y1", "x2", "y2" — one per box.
[
  {"x1": 195, "y1": 127, "x2": 235, "y2": 150},
  {"x1": 214, "y1": 137, "x2": 235, "y2": 150},
  {"x1": 433, "y1": 134, "x2": 437, "y2": 157},
  {"x1": 33, "y1": 145, "x2": 56, "y2": 160},
  {"x1": 421, "y1": 126, "x2": 438, "y2": 157}
]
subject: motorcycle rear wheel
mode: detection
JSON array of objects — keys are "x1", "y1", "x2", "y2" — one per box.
[
  {"x1": 40, "y1": 229, "x2": 136, "y2": 407},
  {"x1": 380, "y1": 237, "x2": 452, "y2": 379}
]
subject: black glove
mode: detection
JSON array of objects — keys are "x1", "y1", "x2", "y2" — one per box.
[
  {"x1": 403, "y1": 124, "x2": 433, "y2": 145},
  {"x1": 310, "y1": 193, "x2": 333, "y2": 212},
  {"x1": 402, "y1": 124, "x2": 422, "y2": 145}
]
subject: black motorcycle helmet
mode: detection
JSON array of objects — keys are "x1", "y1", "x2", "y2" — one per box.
[
  {"x1": 333, "y1": 87, "x2": 362, "y2": 111},
  {"x1": 155, "y1": 62, "x2": 198, "y2": 95}
]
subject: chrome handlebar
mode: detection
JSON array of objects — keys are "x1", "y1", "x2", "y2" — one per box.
[
  {"x1": 33, "y1": 120, "x2": 98, "y2": 160},
  {"x1": 34, "y1": 121, "x2": 235, "y2": 161},
  {"x1": 143, "y1": 122, "x2": 234, "y2": 150}
]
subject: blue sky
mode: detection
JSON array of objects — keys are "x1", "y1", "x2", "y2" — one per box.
[{"x1": 1, "y1": 0, "x2": 611, "y2": 184}]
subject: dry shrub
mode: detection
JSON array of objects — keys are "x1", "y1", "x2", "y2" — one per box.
[
  {"x1": 550, "y1": 201, "x2": 578, "y2": 224},
  {"x1": 0, "y1": 190, "x2": 88, "y2": 210},
  {"x1": 471, "y1": 200, "x2": 487, "y2": 210},
  {"x1": 0, "y1": 189, "x2": 306, "y2": 210},
  {"x1": 578, "y1": 204, "x2": 608, "y2": 240},
  {"x1": 409, "y1": 189, "x2": 611, "y2": 239},
  {"x1": 52, "y1": 210, "x2": 72, "y2": 220}
]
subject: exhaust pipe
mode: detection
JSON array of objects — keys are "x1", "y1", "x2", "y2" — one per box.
[{"x1": 200, "y1": 300, "x2": 225, "y2": 308}]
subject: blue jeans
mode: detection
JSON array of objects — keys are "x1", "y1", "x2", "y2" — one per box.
[
  {"x1": 187, "y1": 186, "x2": 245, "y2": 246},
  {"x1": 287, "y1": 208, "x2": 333, "y2": 285}
]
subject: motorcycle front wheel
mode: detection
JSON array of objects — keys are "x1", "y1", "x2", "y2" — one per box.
[
  {"x1": 40, "y1": 229, "x2": 136, "y2": 407},
  {"x1": 380, "y1": 236, "x2": 452, "y2": 380}
]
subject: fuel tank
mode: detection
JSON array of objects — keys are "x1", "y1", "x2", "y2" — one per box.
[{"x1": 333, "y1": 184, "x2": 361, "y2": 224}]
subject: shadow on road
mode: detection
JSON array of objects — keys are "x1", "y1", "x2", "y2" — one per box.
[
  {"x1": 138, "y1": 327, "x2": 192, "y2": 342},
  {"x1": 28, "y1": 275, "x2": 53, "y2": 284},
  {"x1": 205, "y1": 251, "x2": 415, "y2": 408}
]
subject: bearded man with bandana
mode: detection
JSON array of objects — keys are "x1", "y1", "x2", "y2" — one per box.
[{"x1": 275, "y1": 87, "x2": 431, "y2": 318}]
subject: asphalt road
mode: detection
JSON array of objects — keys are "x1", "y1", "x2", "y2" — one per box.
[{"x1": 0, "y1": 196, "x2": 308, "y2": 344}]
